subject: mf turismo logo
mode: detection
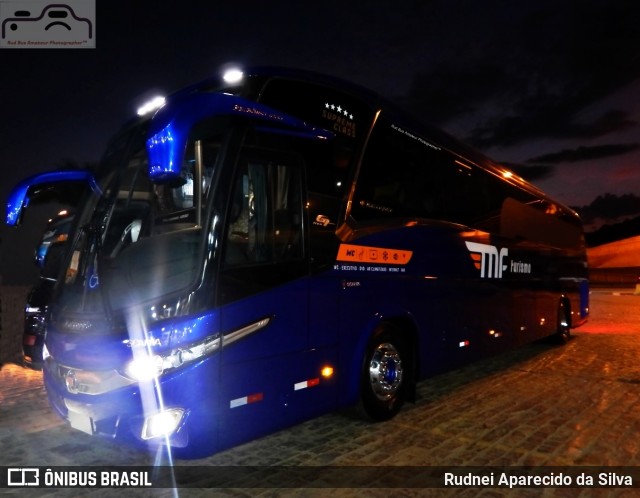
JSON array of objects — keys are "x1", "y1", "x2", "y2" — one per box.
[{"x1": 465, "y1": 241, "x2": 508, "y2": 279}]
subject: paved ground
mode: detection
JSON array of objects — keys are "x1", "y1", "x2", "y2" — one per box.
[{"x1": 2, "y1": 289, "x2": 640, "y2": 497}]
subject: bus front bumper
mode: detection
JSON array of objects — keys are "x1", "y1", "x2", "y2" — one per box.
[{"x1": 43, "y1": 358, "x2": 218, "y2": 457}]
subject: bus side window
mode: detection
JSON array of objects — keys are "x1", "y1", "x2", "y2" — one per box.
[
  {"x1": 224, "y1": 158, "x2": 304, "y2": 266},
  {"x1": 352, "y1": 118, "x2": 442, "y2": 220},
  {"x1": 438, "y1": 159, "x2": 490, "y2": 227}
]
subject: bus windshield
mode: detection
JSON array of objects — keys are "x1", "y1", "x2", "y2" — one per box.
[{"x1": 55, "y1": 120, "x2": 222, "y2": 318}]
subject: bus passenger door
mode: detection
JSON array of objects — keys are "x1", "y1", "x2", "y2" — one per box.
[{"x1": 215, "y1": 149, "x2": 333, "y2": 449}]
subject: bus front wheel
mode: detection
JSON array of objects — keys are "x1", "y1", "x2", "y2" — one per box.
[{"x1": 360, "y1": 324, "x2": 407, "y2": 421}]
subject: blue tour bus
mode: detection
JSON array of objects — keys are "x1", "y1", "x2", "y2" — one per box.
[{"x1": 6, "y1": 67, "x2": 589, "y2": 458}]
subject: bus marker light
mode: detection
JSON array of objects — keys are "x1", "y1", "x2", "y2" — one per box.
[
  {"x1": 230, "y1": 392, "x2": 264, "y2": 409},
  {"x1": 294, "y1": 378, "x2": 320, "y2": 391},
  {"x1": 137, "y1": 96, "x2": 166, "y2": 117},
  {"x1": 321, "y1": 366, "x2": 334, "y2": 378},
  {"x1": 223, "y1": 68, "x2": 244, "y2": 84}
]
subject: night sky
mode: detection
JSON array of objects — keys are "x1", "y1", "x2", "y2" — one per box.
[{"x1": 1, "y1": 0, "x2": 639, "y2": 284}]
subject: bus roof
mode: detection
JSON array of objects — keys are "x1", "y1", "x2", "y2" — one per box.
[{"x1": 127, "y1": 66, "x2": 580, "y2": 220}]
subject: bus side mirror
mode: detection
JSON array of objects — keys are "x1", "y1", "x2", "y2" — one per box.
[{"x1": 5, "y1": 169, "x2": 100, "y2": 226}]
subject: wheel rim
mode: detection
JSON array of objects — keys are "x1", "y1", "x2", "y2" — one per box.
[
  {"x1": 368, "y1": 342, "x2": 403, "y2": 401},
  {"x1": 559, "y1": 304, "x2": 570, "y2": 340}
]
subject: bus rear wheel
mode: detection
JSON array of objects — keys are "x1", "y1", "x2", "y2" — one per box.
[{"x1": 360, "y1": 325, "x2": 407, "y2": 421}]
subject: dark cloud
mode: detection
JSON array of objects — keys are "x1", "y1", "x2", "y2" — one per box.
[
  {"x1": 576, "y1": 193, "x2": 640, "y2": 224},
  {"x1": 469, "y1": 108, "x2": 637, "y2": 149},
  {"x1": 526, "y1": 143, "x2": 640, "y2": 164},
  {"x1": 574, "y1": 110, "x2": 638, "y2": 139},
  {"x1": 404, "y1": 0, "x2": 640, "y2": 149},
  {"x1": 399, "y1": 63, "x2": 508, "y2": 126}
]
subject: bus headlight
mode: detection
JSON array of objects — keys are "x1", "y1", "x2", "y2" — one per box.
[
  {"x1": 141, "y1": 408, "x2": 185, "y2": 439},
  {"x1": 123, "y1": 334, "x2": 220, "y2": 382},
  {"x1": 123, "y1": 354, "x2": 164, "y2": 381}
]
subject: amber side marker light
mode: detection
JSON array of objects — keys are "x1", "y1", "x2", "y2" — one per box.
[{"x1": 321, "y1": 366, "x2": 334, "y2": 379}]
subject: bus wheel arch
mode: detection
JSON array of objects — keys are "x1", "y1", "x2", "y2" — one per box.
[{"x1": 359, "y1": 319, "x2": 417, "y2": 421}]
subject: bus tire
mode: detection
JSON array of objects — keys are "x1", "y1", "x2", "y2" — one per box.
[
  {"x1": 554, "y1": 300, "x2": 571, "y2": 345},
  {"x1": 360, "y1": 324, "x2": 407, "y2": 421}
]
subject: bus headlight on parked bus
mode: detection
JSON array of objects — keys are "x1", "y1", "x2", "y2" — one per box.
[{"x1": 122, "y1": 334, "x2": 221, "y2": 382}]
